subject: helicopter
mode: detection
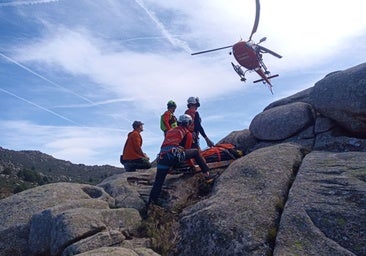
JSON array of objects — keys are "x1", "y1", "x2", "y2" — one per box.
[{"x1": 191, "y1": 0, "x2": 282, "y2": 94}]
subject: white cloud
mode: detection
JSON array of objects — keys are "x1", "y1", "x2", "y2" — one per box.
[
  {"x1": 12, "y1": 27, "x2": 241, "y2": 113},
  {"x1": 52, "y1": 98, "x2": 134, "y2": 109},
  {"x1": 133, "y1": 0, "x2": 192, "y2": 53},
  {"x1": 0, "y1": 0, "x2": 59, "y2": 7}
]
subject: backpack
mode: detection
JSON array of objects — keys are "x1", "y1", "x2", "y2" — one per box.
[
  {"x1": 160, "y1": 114, "x2": 166, "y2": 132},
  {"x1": 160, "y1": 112, "x2": 177, "y2": 132}
]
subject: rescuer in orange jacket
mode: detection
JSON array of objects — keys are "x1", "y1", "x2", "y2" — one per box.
[
  {"x1": 160, "y1": 100, "x2": 178, "y2": 136},
  {"x1": 121, "y1": 121, "x2": 151, "y2": 172},
  {"x1": 185, "y1": 96, "x2": 214, "y2": 149},
  {"x1": 148, "y1": 114, "x2": 214, "y2": 207}
]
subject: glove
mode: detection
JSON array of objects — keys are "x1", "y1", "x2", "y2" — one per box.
[
  {"x1": 143, "y1": 153, "x2": 150, "y2": 160},
  {"x1": 204, "y1": 137, "x2": 215, "y2": 147}
]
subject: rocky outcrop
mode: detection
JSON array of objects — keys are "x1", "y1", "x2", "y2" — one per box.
[
  {"x1": 274, "y1": 151, "x2": 366, "y2": 256},
  {"x1": 221, "y1": 64, "x2": 366, "y2": 155},
  {"x1": 309, "y1": 65, "x2": 366, "y2": 137},
  {"x1": 0, "y1": 183, "x2": 145, "y2": 256},
  {"x1": 178, "y1": 143, "x2": 306, "y2": 255},
  {"x1": 1, "y1": 62, "x2": 365, "y2": 255}
]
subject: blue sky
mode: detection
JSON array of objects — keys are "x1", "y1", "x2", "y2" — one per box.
[{"x1": 1, "y1": 0, "x2": 366, "y2": 166}]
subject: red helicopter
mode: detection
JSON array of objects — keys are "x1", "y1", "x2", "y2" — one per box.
[{"x1": 191, "y1": 0, "x2": 282, "y2": 94}]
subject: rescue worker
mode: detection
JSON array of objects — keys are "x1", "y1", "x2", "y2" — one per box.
[
  {"x1": 148, "y1": 114, "x2": 213, "y2": 206},
  {"x1": 121, "y1": 121, "x2": 151, "y2": 172},
  {"x1": 185, "y1": 96, "x2": 215, "y2": 149},
  {"x1": 160, "y1": 100, "x2": 178, "y2": 136}
]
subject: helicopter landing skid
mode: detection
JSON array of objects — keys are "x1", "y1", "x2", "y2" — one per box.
[
  {"x1": 253, "y1": 74, "x2": 279, "y2": 84},
  {"x1": 253, "y1": 74, "x2": 278, "y2": 95},
  {"x1": 231, "y1": 62, "x2": 246, "y2": 82}
]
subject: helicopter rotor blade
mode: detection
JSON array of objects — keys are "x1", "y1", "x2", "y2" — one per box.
[
  {"x1": 249, "y1": 0, "x2": 260, "y2": 41},
  {"x1": 258, "y1": 45, "x2": 282, "y2": 58},
  {"x1": 191, "y1": 45, "x2": 232, "y2": 55}
]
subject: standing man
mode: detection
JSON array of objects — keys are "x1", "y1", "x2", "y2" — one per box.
[
  {"x1": 160, "y1": 100, "x2": 178, "y2": 136},
  {"x1": 185, "y1": 96, "x2": 215, "y2": 149},
  {"x1": 148, "y1": 114, "x2": 214, "y2": 206},
  {"x1": 121, "y1": 121, "x2": 151, "y2": 172}
]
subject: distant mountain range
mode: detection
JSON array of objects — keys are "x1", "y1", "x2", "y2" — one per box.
[{"x1": 0, "y1": 146, "x2": 124, "y2": 199}]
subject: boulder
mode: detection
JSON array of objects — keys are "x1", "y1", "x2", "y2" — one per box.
[
  {"x1": 63, "y1": 230, "x2": 125, "y2": 256},
  {"x1": 0, "y1": 182, "x2": 114, "y2": 231},
  {"x1": 0, "y1": 176, "x2": 156, "y2": 256},
  {"x1": 314, "y1": 131, "x2": 366, "y2": 152},
  {"x1": 74, "y1": 246, "x2": 160, "y2": 256},
  {"x1": 217, "y1": 129, "x2": 257, "y2": 154},
  {"x1": 264, "y1": 87, "x2": 313, "y2": 111},
  {"x1": 309, "y1": 63, "x2": 366, "y2": 137},
  {"x1": 314, "y1": 115, "x2": 337, "y2": 134},
  {"x1": 29, "y1": 199, "x2": 111, "y2": 255},
  {"x1": 249, "y1": 102, "x2": 316, "y2": 141},
  {"x1": 97, "y1": 171, "x2": 152, "y2": 210},
  {"x1": 274, "y1": 151, "x2": 366, "y2": 255},
  {"x1": 30, "y1": 205, "x2": 141, "y2": 256},
  {"x1": 178, "y1": 143, "x2": 306, "y2": 255}
]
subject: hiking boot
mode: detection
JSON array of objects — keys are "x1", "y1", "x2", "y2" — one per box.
[
  {"x1": 204, "y1": 173, "x2": 218, "y2": 183},
  {"x1": 147, "y1": 198, "x2": 166, "y2": 208}
]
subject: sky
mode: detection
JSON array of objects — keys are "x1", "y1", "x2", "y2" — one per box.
[{"x1": 1, "y1": 0, "x2": 366, "y2": 167}]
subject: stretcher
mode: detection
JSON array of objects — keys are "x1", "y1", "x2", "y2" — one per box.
[{"x1": 169, "y1": 159, "x2": 234, "y2": 175}]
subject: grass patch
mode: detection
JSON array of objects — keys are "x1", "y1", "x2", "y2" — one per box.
[
  {"x1": 138, "y1": 205, "x2": 181, "y2": 256},
  {"x1": 136, "y1": 172, "x2": 217, "y2": 255},
  {"x1": 266, "y1": 226, "x2": 278, "y2": 251}
]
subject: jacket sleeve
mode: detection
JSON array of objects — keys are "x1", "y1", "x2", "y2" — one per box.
[
  {"x1": 194, "y1": 112, "x2": 208, "y2": 138},
  {"x1": 184, "y1": 131, "x2": 195, "y2": 167},
  {"x1": 184, "y1": 131, "x2": 193, "y2": 149},
  {"x1": 163, "y1": 111, "x2": 171, "y2": 130}
]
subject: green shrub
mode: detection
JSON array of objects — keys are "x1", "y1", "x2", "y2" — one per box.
[
  {"x1": 14, "y1": 183, "x2": 29, "y2": 193},
  {"x1": 2, "y1": 167, "x2": 12, "y2": 175},
  {"x1": 17, "y1": 169, "x2": 42, "y2": 183},
  {"x1": 138, "y1": 206, "x2": 180, "y2": 255}
]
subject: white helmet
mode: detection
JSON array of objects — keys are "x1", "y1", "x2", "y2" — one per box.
[
  {"x1": 178, "y1": 114, "x2": 192, "y2": 126},
  {"x1": 187, "y1": 96, "x2": 200, "y2": 107}
]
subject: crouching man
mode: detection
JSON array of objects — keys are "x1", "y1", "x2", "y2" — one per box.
[{"x1": 148, "y1": 114, "x2": 213, "y2": 206}]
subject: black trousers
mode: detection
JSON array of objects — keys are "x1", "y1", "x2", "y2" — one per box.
[
  {"x1": 148, "y1": 148, "x2": 209, "y2": 204},
  {"x1": 123, "y1": 158, "x2": 151, "y2": 172}
]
